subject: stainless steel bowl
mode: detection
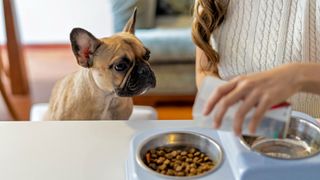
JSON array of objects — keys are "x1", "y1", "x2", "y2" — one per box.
[
  {"x1": 241, "y1": 115, "x2": 320, "y2": 159},
  {"x1": 136, "y1": 131, "x2": 223, "y2": 179}
]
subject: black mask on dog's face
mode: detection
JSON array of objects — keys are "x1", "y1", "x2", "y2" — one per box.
[{"x1": 115, "y1": 60, "x2": 156, "y2": 97}]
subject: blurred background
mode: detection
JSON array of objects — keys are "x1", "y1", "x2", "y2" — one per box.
[{"x1": 0, "y1": 0, "x2": 196, "y2": 120}]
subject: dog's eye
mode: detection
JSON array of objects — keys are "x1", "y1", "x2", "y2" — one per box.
[{"x1": 114, "y1": 63, "x2": 128, "y2": 71}]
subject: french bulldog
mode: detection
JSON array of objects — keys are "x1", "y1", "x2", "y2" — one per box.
[{"x1": 45, "y1": 8, "x2": 156, "y2": 120}]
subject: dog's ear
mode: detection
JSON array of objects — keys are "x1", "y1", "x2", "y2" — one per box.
[
  {"x1": 122, "y1": 7, "x2": 137, "y2": 34},
  {"x1": 70, "y1": 28, "x2": 101, "y2": 68}
]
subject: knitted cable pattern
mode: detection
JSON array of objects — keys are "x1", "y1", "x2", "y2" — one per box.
[{"x1": 214, "y1": 0, "x2": 320, "y2": 117}]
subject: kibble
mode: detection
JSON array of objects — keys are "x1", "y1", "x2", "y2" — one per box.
[
  {"x1": 171, "y1": 150, "x2": 178, "y2": 157},
  {"x1": 164, "y1": 159, "x2": 170, "y2": 165},
  {"x1": 167, "y1": 169, "x2": 175, "y2": 176},
  {"x1": 144, "y1": 146, "x2": 215, "y2": 177},
  {"x1": 186, "y1": 158, "x2": 192, "y2": 163},
  {"x1": 156, "y1": 157, "x2": 165, "y2": 164},
  {"x1": 181, "y1": 151, "x2": 187, "y2": 156},
  {"x1": 194, "y1": 152, "x2": 201, "y2": 156}
]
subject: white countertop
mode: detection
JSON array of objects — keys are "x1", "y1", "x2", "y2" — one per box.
[{"x1": 0, "y1": 120, "x2": 196, "y2": 180}]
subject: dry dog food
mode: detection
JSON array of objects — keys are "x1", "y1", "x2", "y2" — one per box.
[{"x1": 144, "y1": 146, "x2": 215, "y2": 177}]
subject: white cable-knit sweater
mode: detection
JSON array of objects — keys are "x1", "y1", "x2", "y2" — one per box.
[{"x1": 212, "y1": 0, "x2": 320, "y2": 117}]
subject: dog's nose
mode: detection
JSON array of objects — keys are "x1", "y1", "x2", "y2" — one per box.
[{"x1": 137, "y1": 67, "x2": 146, "y2": 75}]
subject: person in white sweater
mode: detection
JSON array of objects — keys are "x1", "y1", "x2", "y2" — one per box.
[{"x1": 192, "y1": 0, "x2": 320, "y2": 135}]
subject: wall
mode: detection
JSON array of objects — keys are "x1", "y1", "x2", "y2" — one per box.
[{"x1": 0, "y1": 0, "x2": 113, "y2": 44}]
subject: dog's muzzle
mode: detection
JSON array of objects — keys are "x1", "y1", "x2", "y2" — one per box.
[{"x1": 115, "y1": 62, "x2": 156, "y2": 97}]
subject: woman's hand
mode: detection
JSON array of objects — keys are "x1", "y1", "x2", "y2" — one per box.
[{"x1": 203, "y1": 63, "x2": 303, "y2": 135}]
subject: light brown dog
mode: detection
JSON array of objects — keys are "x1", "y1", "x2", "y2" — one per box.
[{"x1": 45, "y1": 8, "x2": 156, "y2": 120}]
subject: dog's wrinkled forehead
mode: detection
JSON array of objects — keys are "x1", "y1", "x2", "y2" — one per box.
[{"x1": 100, "y1": 34, "x2": 147, "y2": 62}]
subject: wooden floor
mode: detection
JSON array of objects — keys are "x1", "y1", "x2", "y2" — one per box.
[
  {"x1": 0, "y1": 46, "x2": 193, "y2": 120},
  {"x1": 157, "y1": 106, "x2": 193, "y2": 120}
]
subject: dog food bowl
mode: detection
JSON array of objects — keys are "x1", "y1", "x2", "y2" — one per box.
[
  {"x1": 241, "y1": 115, "x2": 320, "y2": 159},
  {"x1": 127, "y1": 112, "x2": 320, "y2": 180},
  {"x1": 136, "y1": 131, "x2": 223, "y2": 179}
]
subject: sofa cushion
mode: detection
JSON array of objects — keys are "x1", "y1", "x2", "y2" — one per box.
[
  {"x1": 147, "y1": 63, "x2": 196, "y2": 95},
  {"x1": 136, "y1": 28, "x2": 195, "y2": 63},
  {"x1": 156, "y1": 15, "x2": 193, "y2": 28}
]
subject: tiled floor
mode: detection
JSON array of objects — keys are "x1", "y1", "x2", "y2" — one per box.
[{"x1": 0, "y1": 46, "x2": 193, "y2": 120}]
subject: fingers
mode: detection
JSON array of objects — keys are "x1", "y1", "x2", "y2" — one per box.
[
  {"x1": 248, "y1": 95, "x2": 271, "y2": 133},
  {"x1": 213, "y1": 80, "x2": 253, "y2": 129},
  {"x1": 233, "y1": 90, "x2": 261, "y2": 136},
  {"x1": 212, "y1": 97, "x2": 229, "y2": 128},
  {"x1": 203, "y1": 80, "x2": 237, "y2": 115},
  {"x1": 201, "y1": 71, "x2": 289, "y2": 137}
]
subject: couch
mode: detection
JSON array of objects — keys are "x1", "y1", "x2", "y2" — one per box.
[{"x1": 110, "y1": 0, "x2": 196, "y2": 105}]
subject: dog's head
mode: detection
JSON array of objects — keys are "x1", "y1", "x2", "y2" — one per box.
[{"x1": 69, "y1": 8, "x2": 156, "y2": 97}]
